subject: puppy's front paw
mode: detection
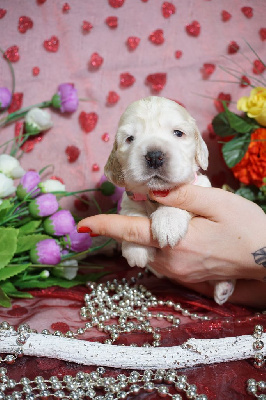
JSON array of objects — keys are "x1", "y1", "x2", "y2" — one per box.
[
  {"x1": 213, "y1": 280, "x2": 235, "y2": 305},
  {"x1": 122, "y1": 241, "x2": 155, "y2": 268},
  {"x1": 151, "y1": 207, "x2": 190, "y2": 248}
]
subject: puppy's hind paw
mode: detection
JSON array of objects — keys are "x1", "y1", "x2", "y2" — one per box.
[
  {"x1": 213, "y1": 280, "x2": 235, "y2": 305},
  {"x1": 122, "y1": 241, "x2": 155, "y2": 268}
]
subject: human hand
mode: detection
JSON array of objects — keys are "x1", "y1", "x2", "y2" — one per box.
[{"x1": 78, "y1": 185, "x2": 266, "y2": 307}]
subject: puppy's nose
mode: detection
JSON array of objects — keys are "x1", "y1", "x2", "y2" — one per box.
[{"x1": 145, "y1": 150, "x2": 164, "y2": 169}]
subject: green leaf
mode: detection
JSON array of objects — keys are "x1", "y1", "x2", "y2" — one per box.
[
  {"x1": 224, "y1": 106, "x2": 255, "y2": 134},
  {"x1": 222, "y1": 133, "x2": 251, "y2": 168},
  {"x1": 0, "y1": 199, "x2": 12, "y2": 221},
  {"x1": 15, "y1": 234, "x2": 50, "y2": 254},
  {"x1": 14, "y1": 271, "x2": 109, "y2": 289},
  {"x1": 0, "y1": 264, "x2": 30, "y2": 281},
  {"x1": 0, "y1": 287, "x2": 11, "y2": 307},
  {"x1": 235, "y1": 186, "x2": 256, "y2": 201},
  {"x1": 0, "y1": 227, "x2": 19, "y2": 269},
  {"x1": 18, "y1": 220, "x2": 42, "y2": 236},
  {"x1": 0, "y1": 281, "x2": 32, "y2": 300},
  {"x1": 212, "y1": 112, "x2": 237, "y2": 137}
]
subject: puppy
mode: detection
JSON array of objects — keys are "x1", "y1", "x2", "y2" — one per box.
[{"x1": 104, "y1": 96, "x2": 235, "y2": 305}]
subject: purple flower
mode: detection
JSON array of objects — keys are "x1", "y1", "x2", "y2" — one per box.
[
  {"x1": 0, "y1": 87, "x2": 12, "y2": 109},
  {"x1": 64, "y1": 227, "x2": 92, "y2": 252},
  {"x1": 30, "y1": 239, "x2": 61, "y2": 265},
  {"x1": 43, "y1": 209, "x2": 75, "y2": 236},
  {"x1": 51, "y1": 83, "x2": 78, "y2": 113},
  {"x1": 29, "y1": 193, "x2": 59, "y2": 218},
  {"x1": 16, "y1": 171, "x2": 41, "y2": 200}
]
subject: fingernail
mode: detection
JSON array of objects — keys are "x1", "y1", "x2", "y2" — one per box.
[
  {"x1": 90, "y1": 233, "x2": 100, "y2": 237},
  {"x1": 77, "y1": 226, "x2": 92, "y2": 233},
  {"x1": 151, "y1": 190, "x2": 170, "y2": 197}
]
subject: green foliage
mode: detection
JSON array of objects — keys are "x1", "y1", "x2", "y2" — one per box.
[
  {"x1": 15, "y1": 234, "x2": 50, "y2": 254},
  {"x1": 222, "y1": 133, "x2": 251, "y2": 168},
  {"x1": 18, "y1": 220, "x2": 42, "y2": 236},
  {"x1": 0, "y1": 227, "x2": 18, "y2": 269}
]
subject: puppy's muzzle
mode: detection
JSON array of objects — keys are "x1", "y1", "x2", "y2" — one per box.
[{"x1": 145, "y1": 150, "x2": 164, "y2": 169}]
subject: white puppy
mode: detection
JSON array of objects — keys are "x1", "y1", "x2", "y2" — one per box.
[{"x1": 104, "y1": 96, "x2": 235, "y2": 305}]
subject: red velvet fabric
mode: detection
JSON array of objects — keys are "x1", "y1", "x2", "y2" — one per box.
[{"x1": 0, "y1": 256, "x2": 265, "y2": 399}]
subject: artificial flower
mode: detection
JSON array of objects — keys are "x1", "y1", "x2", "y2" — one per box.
[
  {"x1": 30, "y1": 238, "x2": 61, "y2": 265},
  {"x1": 65, "y1": 228, "x2": 92, "y2": 252},
  {"x1": 25, "y1": 107, "x2": 53, "y2": 135},
  {"x1": 0, "y1": 87, "x2": 12, "y2": 109},
  {"x1": 43, "y1": 209, "x2": 75, "y2": 236},
  {"x1": 39, "y1": 179, "x2": 66, "y2": 193},
  {"x1": 51, "y1": 83, "x2": 78, "y2": 113},
  {"x1": 0, "y1": 173, "x2": 16, "y2": 198},
  {"x1": 16, "y1": 171, "x2": 41, "y2": 200},
  {"x1": 52, "y1": 252, "x2": 78, "y2": 280},
  {"x1": 231, "y1": 128, "x2": 266, "y2": 187},
  {"x1": 237, "y1": 87, "x2": 266, "y2": 127},
  {"x1": 28, "y1": 193, "x2": 59, "y2": 218},
  {"x1": 0, "y1": 154, "x2": 25, "y2": 179}
]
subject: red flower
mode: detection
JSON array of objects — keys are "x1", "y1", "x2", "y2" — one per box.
[{"x1": 231, "y1": 128, "x2": 266, "y2": 187}]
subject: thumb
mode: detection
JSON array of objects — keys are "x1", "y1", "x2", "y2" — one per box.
[{"x1": 149, "y1": 185, "x2": 237, "y2": 220}]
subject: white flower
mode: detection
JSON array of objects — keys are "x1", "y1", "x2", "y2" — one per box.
[
  {"x1": 0, "y1": 173, "x2": 16, "y2": 198},
  {"x1": 53, "y1": 260, "x2": 78, "y2": 280},
  {"x1": 0, "y1": 154, "x2": 25, "y2": 179},
  {"x1": 39, "y1": 179, "x2": 66, "y2": 193},
  {"x1": 25, "y1": 107, "x2": 53, "y2": 134}
]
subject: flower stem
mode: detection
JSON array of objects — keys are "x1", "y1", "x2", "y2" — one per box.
[{"x1": 0, "y1": 100, "x2": 52, "y2": 128}]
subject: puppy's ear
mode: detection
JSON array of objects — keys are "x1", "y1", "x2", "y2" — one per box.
[
  {"x1": 195, "y1": 127, "x2": 209, "y2": 170},
  {"x1": 104, "y1": 139, "x2": 125, "y2": 187}
]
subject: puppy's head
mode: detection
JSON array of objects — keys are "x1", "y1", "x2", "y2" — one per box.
[{"x1": 105, "y1": 96, "x2": 208, "y2": 192}]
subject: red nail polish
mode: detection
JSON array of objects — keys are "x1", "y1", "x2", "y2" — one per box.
[
  {"x1": 77, "y1": 226, "x2": 92, "y2": 233},
  {"x1": 90, "y1": 233, "x2": 100, "y2": 237},
  {"x1": 151, "y1": 190, "x2": 170, "y2": 197}
]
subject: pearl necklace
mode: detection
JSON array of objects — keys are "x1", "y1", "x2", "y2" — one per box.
[{"x1": 0, "y1": 275, "x2": 264, "y2": 399}]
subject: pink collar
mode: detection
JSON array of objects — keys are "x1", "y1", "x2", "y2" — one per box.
[{"x1": 127, "y1": 173, "x2": 198, "y2": 202}]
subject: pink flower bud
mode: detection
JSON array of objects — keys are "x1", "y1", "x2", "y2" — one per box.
[
  {"x1": 30, "y1": 238, "x2": 61, "y2": 265},
  {"x1": 16, "y1": 171, "x2": 41, "y2": 199},
  {"x1": 64, "y1": 228, "x2": 92, "y2": 252},
  {"x1": 43, "y1": 209, "x2": 75, "y2": 236},
  {"x1": 29, "y1": 193, "x2": 59, "y2": 217}
]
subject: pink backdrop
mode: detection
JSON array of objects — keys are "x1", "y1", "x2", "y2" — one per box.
[{"x1": 1, "y1": 0, "x2": 265, "y2": 214}]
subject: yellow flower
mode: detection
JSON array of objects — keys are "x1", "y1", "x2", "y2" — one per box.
[{"x1": 237, "y1": 87, "x2": 266, "y2": 126}]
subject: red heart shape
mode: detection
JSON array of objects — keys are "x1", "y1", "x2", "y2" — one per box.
[
  {"x1": 259, "y1": 28, "x2": 266, "y2": 41},
  {"x1": 89, "y1": 52, "x2": 104, "y2": 68},
  {"x1": 120, "y1": 72, "x2": 135, "y2": 88},
  {"x1": 4, "y1": 45, "x2": 20, "y2": 62},
  {"x1": 146, "y1": 73, "x2": 167, "y2": 92},
  {"x1": 105, "y1": 16, "x2": 118, "y2": 28},
  {"x1": 0, "y1": 9, "x2": 7, "y2": 19},
  {"x1": 43, "y1": 36, "x2": 60, "y2": 52},
  {"x1": 79, "y1": 111, "x2": 98, "y2": 133},
  {"x1": 241, "y1": 6, "x2": 253, "y2": 18},
  {"x1": 162, "y1": 2, "x2": 176, "y2": 18},
  {"x1": 149, "y1": 29, "x2": 164, "y2": 45},
  {"x1": 107, "y1": 91, "x2": 120, "y2": 105},
  {"x1": 186, "y1": 21, "x2": 201, "y2": 37},
  {"x1": 221, "y1": 10, "x2": 231, "y2": 22},
  {"x1": 214, "y1": 93, "x2": 231, "y2": 113},
  {"x1": 108, "y1": 0, "x2": 125, "y2": 7},
  {"x1": 228, "y1": 41, "x2": 240, "y2": 54},
  {"x1": 65, "y1": 145, "x2": 80, "y2": 163},
  {"x1": 8, "y1": 92, "x2": 23, "y2": 113},
  {"x1": 18, "y1": 16, "x2": 33, "y2": 33},
  {"x1": 201, "y1": 63, "x2": 216, "y2": 79},
  {"x1": 127, "y1": 36, "x2": 140, "y2": 50}
]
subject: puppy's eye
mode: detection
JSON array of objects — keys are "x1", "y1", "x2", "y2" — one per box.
[
  {"x1": 126, "y1": 135, "x2": 134, "y2": 143},
  {"x1": 173, "y1": 130, "x2": 184, "y2": 137}
]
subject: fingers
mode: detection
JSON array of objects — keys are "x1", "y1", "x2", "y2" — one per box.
[
  {"x1": 149, "y1": 185, "x2": 245, "y2": 220},
  {"x1": 77, "y1": 214, "x2": 160, "y2": 248}
]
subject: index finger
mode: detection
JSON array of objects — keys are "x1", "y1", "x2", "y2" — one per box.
[{"x1": 77, "y1": 214, "x2": 160, "y2": 248}]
